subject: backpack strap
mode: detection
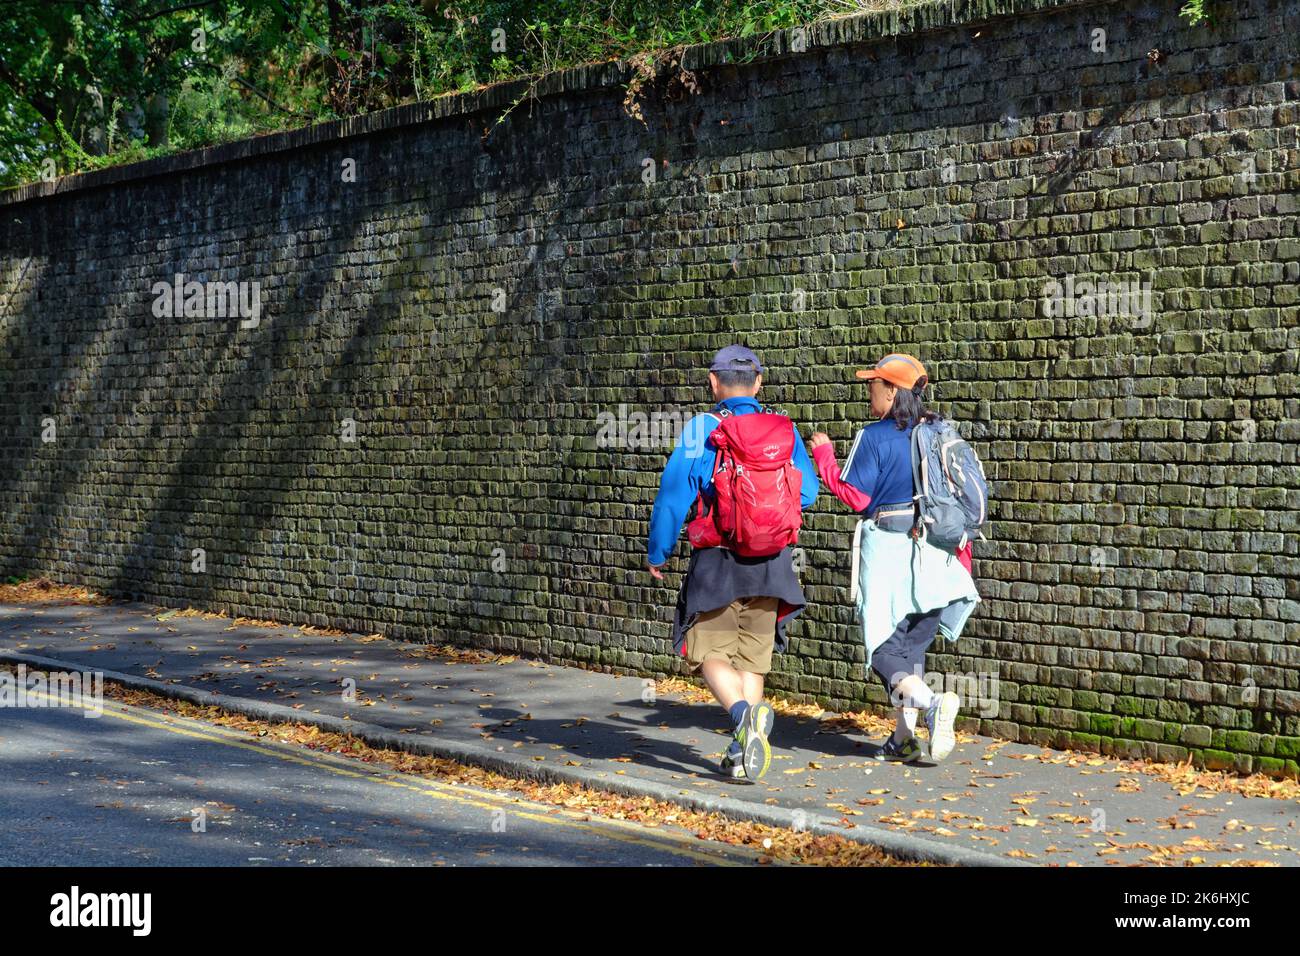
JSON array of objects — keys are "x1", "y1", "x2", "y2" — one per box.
[
  {"x1": 909, "y1": 423, "x2": 926, "y2": 541},
  {"x1": 690, "y1": 412, "x2": 726, "y2": 522}
]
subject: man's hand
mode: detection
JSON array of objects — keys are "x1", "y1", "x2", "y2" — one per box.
[
  {"x1": 809, "y1": 431, "x2": 832, "y2": 451},
  {"x1": 646, "y1": 561, "x2": 665, "y2": 580}
]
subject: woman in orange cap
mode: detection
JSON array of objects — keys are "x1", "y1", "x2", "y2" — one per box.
[{"x1": 810, "y1": 353, "x2": 979, "y2": 764}]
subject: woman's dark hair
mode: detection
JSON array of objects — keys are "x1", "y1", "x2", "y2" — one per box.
[{"x1": 888, "y1": 375, "x2": 942, "y2": 430}]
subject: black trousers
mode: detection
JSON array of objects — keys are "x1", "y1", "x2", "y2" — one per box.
[{"x1": 871, "y1": 609, "x2": 943, "y2": 701}]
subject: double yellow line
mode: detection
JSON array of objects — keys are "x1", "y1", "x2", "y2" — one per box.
[{"x1": 25, "y1": 688, "x2": 761, "y2": 866}]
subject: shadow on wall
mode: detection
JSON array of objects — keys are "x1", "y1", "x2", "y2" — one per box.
[{"x1": 0, "y1": 151, "x2": 423, "y2": 619}]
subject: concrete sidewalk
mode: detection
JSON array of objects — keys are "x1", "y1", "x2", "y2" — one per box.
[{"x1": 2, "y1": 597, "x2": 1297, "y2": 867}]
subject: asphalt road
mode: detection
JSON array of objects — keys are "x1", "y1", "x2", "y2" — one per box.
[
  {"x1": 11, "y1": 602, "x2": 1296, "y2": 867},
  {"x1": 0, "y1": 694, "x2": 766, "y2": 867}
]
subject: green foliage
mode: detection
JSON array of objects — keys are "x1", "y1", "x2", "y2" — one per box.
[
  {"x1": 0, "y1": 0, "x2": 309, "y2": 185},
  {"x1": 1179, "y1": 0, "x2": 1210, "y2": 25}
]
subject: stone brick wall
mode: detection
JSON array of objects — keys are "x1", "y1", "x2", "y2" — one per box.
[{"x1": 2, "y1": 0, "x2": 1297, "y2": 772}]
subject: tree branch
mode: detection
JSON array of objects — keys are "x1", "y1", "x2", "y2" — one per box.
[
  {"x1": 126, "y1": 0, "x2": 221, "y2": 26},
  {"x1": 230, "y1": 75, "x2": 314, "y2": 118},
  {"x1": 0, "y1": 57, "x2": 60, "y2": 129}
]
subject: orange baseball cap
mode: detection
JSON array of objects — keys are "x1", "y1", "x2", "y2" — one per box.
[{"x1": 855, "y1": 353, "x2": 928, "y2": 389}]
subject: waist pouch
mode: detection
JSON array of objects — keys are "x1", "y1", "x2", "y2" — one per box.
[{"x1": 870, "y1": 502, "x2": 914, "y2": 535}]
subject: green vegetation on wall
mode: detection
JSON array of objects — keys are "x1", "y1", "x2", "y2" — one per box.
[{"x1": 1, "y1": 1, "x2": 1213, "y2": 188}]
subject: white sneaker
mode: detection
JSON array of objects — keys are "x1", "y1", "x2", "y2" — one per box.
[{"x1": 925, "y1": 692, "x2": 960, "y2": 762}]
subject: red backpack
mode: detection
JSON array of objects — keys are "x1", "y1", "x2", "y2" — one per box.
[{"x1": 687, "y1": 408, "x2": 803, "y2": 557}]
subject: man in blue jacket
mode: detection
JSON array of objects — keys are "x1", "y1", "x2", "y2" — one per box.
[{"x1": 646, "y1": 345, "x2": 819, "y2": 780}]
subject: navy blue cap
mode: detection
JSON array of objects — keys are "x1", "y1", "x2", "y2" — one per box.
[{"x1": 709, "y1": 344, "x2": 764, "y2": 374}]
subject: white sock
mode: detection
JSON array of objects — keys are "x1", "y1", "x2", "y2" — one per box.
[
  {"x1": 893, "y1": 707, "x2": 919, "y2": 742},
  {"x1": 903, "y1": 684, "x2": 935, "y2": 711}
]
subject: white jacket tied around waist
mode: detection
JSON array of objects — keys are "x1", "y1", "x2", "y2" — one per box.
[{"x1": 850, "y1": 519, "x2": 981, "y2": 668}]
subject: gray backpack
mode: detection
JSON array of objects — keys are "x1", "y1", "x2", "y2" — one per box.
[{"x1": 910, "y1": 418, "x2": 990, "y2": 553}]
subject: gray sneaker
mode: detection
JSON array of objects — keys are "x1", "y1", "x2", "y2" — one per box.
[
  {"x1": 874, "y1": 734, "x2": 923, "y2": 762},
  {"x1": 739, "y1": 701, "x2": 774, "y2": 780},
  {"x1": 720, "y1": 742, "x2": 746, "y2": 779}
]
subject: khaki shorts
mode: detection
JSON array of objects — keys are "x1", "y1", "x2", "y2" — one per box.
[{"x1": 685, "y1": 596, "x2": 778, "y2": 675}]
